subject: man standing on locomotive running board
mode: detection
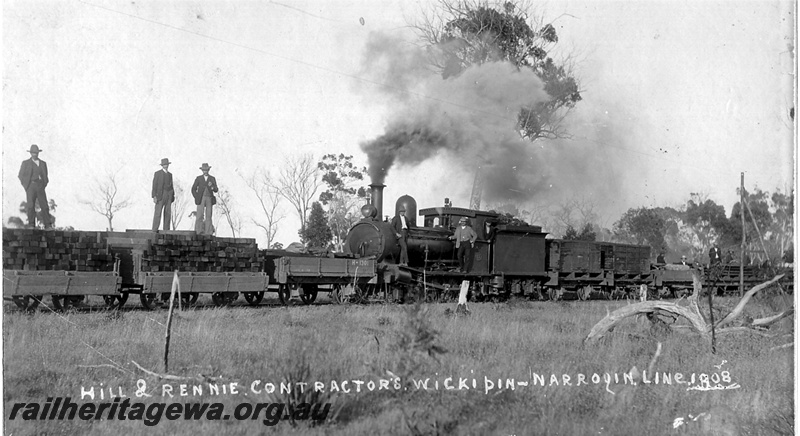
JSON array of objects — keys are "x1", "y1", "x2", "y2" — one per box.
[
  {"x1": 391, "y1": 207, "x2": 411, "y2": 265},
  {"x1": 449, "y1": 217, "x2": 477, "y2": 273}
]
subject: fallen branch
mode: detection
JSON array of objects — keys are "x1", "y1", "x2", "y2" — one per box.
[
  {"x1": 753, "y1": 308, "x2": 794, "y2": 327},
  {"x1": 131, "y1": 360, "x2": 220, "y2": 383},
  {"x1": 586, "y1": 273, "x2": 793, "y2": 343},
  {"x1": 715, "y1": 274, "x2": 785, "y2": 328},
  {"x1": 585, "y1": 300, "x2": 710, "y2": 341}
]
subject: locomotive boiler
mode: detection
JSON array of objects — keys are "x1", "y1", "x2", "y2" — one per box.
[{"x1": 344, "y1": 184, "x2": 454, "y2": 267}]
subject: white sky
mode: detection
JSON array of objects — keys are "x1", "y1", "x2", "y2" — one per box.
[{"x1": 2, "y1": 0, "x2": 796, "y2": 246}]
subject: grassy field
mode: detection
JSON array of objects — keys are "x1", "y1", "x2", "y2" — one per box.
[{"x1": 2, "y1": 292, "x2": 794, "y2": 436}]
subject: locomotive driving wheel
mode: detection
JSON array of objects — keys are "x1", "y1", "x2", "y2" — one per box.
[
  {"x1": 329, "y1": 284, "x2": 366, "y2": 304},
  {"x1": 278, "y1": 284, "x2": 291, "y2": 305},
  {"x1": 211, "y1": 292, "x2": 238, "y2": 306},
  {"x1": 299, "y1": 285, "x2": 319, "y2": 305},
  {"x1": 51, "y1": 295, "x2": 84, "y2": 311},
  {"x1": 103, "y1": 293, "x2": 129, "y2": 309},
  {"x1": 547, "y1": 287, "x2": 564, "y2": 301},
  {"x1": 12, "y1": 295, "x2": 41, "y2": 311},
  {"x1": 243, "y1": 291, "x2": 265, "y2": 306},
  {"x1": 330, "y1": 284, "x2": 343, "y2": 304}
]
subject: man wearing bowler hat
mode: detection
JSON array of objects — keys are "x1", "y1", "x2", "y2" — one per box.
[
  {"x1": 151, "y1": 158, "x2": 175, "y2": 231},
  {"x1": 18, "y1": 144, "x2": 52, "y2": 229},
  {"x1": 191, "y1": 163, "x2": 218, "y2": 235}
]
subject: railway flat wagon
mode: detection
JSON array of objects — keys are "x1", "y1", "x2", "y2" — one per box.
[
  {"x1": 3, "y1": 228, "x2": 269, "y2": 310},
  {"x1": 3, "y1": 229, "x2": 124, "y2": 310},
  {"x1": 106, "y1": 230, "x2": 269, "y2": 309},
  {"x1": 271, "y1": 255, "x2": 377, "y2": 304}
]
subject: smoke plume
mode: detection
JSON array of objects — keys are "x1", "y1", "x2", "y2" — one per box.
[{"x1": 359, "y1": 32, "x2": 551, "y2": 202}]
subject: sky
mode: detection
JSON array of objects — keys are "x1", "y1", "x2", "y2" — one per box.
[{"x1": 2, "y1": 0, "x2": 796, "y2": 247}]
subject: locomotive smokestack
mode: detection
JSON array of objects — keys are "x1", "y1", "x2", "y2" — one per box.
[{"x1": 369, "y1": 183, "x2": 385, "y2": 220}]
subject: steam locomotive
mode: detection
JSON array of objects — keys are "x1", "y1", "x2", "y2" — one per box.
[{"x1": 335, "y1": 183, "x2": 656, "y2": 302}]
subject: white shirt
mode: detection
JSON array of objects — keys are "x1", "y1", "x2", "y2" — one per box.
[{"x1": 400, "y1": 215, "x2": 407, "y2": 229}]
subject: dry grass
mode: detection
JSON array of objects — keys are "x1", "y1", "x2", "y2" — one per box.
[{"x1": 3, "y1": 294, "x2": 794, "y2": 435}]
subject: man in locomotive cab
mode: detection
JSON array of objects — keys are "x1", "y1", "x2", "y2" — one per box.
[
  {"x1": 708, "y1": 245, "x2": 723, "y2": 267},
  {"x1": 449, "y1": 217, "x2": 477, "y2": 273},
  {"x1": 391, "y1": 207, "x2": 411, "y2": 266}
]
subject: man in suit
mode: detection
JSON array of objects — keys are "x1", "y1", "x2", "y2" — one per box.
[
  {"x1": 151, "y1": 158, "x2": 175, "y2": 231},
  {"x1": 709, "y1": 245, "x2": 722, "y2": 266},
  {"x1": 391, "y1": 207, "x2": 411, "y2": 265},
  {"x1": 449, "y1": 217, "x2": 478, "y2": 273},
  {"x1": 18, "y1": 144, "x2": 52, "y2": 229},
  {"x1": 191, "y1": 163, "x2": 219, "y2": 235}
]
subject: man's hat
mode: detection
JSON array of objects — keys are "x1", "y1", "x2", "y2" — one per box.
[
  {"x1": 459, "y1": 217, "x2": 468, "y2": 223},
  {"x1": 28, "y1": 144, "x2": 41, "y2": 153},
  {"x1": 199, "y1": 163, "x2": 212, "y2": 171},
  {"x1": 398, "y1": 207, "x2": 406, "y2": 213},
  {"x1": 681, "y1": 255, "x2": 687, "y2": 259},
  {"x1": 160, "y1": 158, "x2": 171, "y2": 166}
]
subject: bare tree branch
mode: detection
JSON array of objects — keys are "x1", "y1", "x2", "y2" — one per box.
[
  {"x1": 241, "y1": 168, "x2": 285, "y2": 248},
  {"x1": 170, "y1": 180, "x2": 189, "y2": 230},
  {"x1": 276, "y1": 154, "x2": 322, "y2": 241},
  {"x1": 79, "y1": 170, "x2": 131, "y2": 231},
  {"x1": 214, "y1": 189, "x2": 241, "y2": 238}
]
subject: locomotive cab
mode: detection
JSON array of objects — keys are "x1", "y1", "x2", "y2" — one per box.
[{"x1": 418, "y1": 206, "x2": 500, "y2": 241}]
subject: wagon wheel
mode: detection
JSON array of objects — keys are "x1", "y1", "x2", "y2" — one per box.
[
  {"x1": 350, "y1": 284, "x2": 369, "y2": 304},
  {"x1": 51, "y1": 295, "x2": 84, "y2": 311},
  {"x1": 330, "y1": 284, "x2": 343, "y2": 304},
  {"x1": 12, "y1": 295, "x2": 40, "y2": 311},
  {"x1": 243, "y1": 291, "x2": 265, "y2": 306},
  {"x1": 299, "y1": 285, "x2": 319, "y2": 305},
  {"x1": 277, "y1": 285, "x2": 292, "y2": 305},
  {"x1": 211, "y1": 292, "x2": 238, "y2": 306},
  {"x1": 103, "y1": 293, "x2": 129, "y2": 309},
  {"x1": 546, "y1": 287, "x2": 563, "y2": 301},
  {"x1": 180, "y1": 292, "x2": 199, "y2": 306},
  {"x1": 578, "y1": 285, "x2": 593, "y2": 301},
  {"x1": 139, "y1": 293, "x2": 159, "y2": 310},
  {"x1": 330, "y1": 284, "x2": 366, "y2": 304}
]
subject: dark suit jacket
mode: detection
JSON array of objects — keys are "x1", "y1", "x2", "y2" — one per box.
[
  {"x1": 152, "y1": 170, "x2": 175, "y2": 203},
  {"x1": 191, "y1": 175, "x2": 218, "y2": 205},
  {"x1": 391, "y1": 214, "x2": 412, "y2": 236},
  {"x1": 18, "y1": 158, "x2": 48, "y2": 191}
]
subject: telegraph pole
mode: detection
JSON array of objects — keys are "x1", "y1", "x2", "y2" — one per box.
[{"x1": 739, "y1": 172, "x2": 745, "y2": 296}]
